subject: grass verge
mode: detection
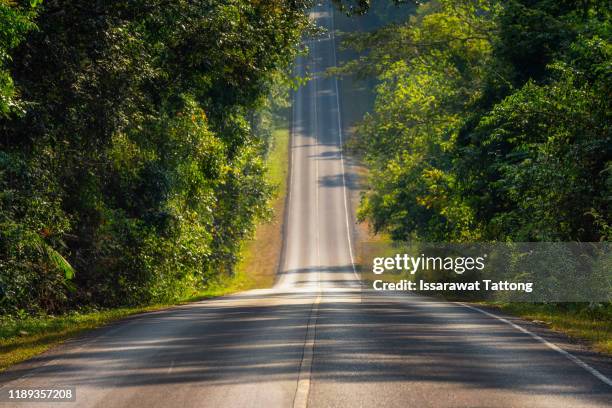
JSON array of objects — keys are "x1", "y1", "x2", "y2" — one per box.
[{"x1": 0, "y1": 121, "x2": 291, "y2": 373}]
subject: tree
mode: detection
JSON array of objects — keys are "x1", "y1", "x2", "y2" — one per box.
[
  {"x1": 343, "y1": 0, "x2": 611, "y2": 242},
  {"x1": 0, "y1": 0, "x2": 309, "y2": 313}
]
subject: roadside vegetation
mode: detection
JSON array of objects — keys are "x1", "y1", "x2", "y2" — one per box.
[
  {"x1": 0, "y1": 1, "x2": 308, "y2": 314},
  {"x1": 340, "y1": 0, "x2": 610, "y2": 243},
  {"x1": 0, "y1": 0, "x2": 304, "y2": 369},
  {"x1": 334, "y1": 0, "x2": 611, "y2": 352}
]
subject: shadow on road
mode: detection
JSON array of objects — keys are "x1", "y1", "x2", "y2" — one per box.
[{"x1": 1, "y1": 289, "x2": 610, "y2": 406}]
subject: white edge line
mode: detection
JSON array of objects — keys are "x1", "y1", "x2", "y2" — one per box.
[
  {"x1": 329, "y1": 4, "x2": 360, "y2": 283},
  {"x1": 458, "y1": 302, "x2": 612, "y2": 388}
]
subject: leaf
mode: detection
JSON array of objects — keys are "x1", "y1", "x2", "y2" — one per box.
[
  {"x1": 45, "y1": 245, "x2": 75, "y2": 280},
  {"x1": 32, "y1": 234, "x2": 75, "y2": 280}
]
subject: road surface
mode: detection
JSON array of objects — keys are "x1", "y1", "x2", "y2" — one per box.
[{"x1": 1, "y1": 3, "x2": 611, "y2": 407}]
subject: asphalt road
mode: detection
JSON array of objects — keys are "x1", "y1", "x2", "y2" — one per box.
[{"x1": 1, "y1": 3, "x2": 611, "y2": 407}]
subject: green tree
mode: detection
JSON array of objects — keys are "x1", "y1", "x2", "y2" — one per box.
[
  {"x1": 343, "y1": 0, "x2": 610, "y2": 242},
  {"x1": 0, "y1": 0, "x2": 309, "y2": 313}
]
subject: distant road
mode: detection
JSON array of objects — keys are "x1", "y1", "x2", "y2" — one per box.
[{"x1": 1, "y1": 2, "x2": 611, "y2": 407}]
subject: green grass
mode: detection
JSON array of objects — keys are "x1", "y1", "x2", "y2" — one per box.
[
  {"x1": 0, "y1": 122, "x2": 291, "y2": 373},
  {"x1": 482, "y1": 302, "x2": 612, "y2": 355},
  {"x1": 267, "y1": 125, "x2": 290, "y2": 194}
]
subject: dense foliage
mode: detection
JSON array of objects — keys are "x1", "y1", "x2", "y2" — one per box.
[
  {"x1": 0, "y1": 0, "x2": 309, "y2": 315},
  {"x1": 343, "y1": 0, "x2": 611, "y2": 243}
]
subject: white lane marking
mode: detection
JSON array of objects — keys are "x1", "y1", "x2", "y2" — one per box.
[
  {"x1": 328, "y1": 4, "x2": 360, "y2": 283},
  {"x1": 458, "y1": 302, "x2": 612, "y2": 388}
]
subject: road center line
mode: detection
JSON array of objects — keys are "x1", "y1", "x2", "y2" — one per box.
[{"x1": 293, "y1": 292, "x2": 321, "y2": 408}]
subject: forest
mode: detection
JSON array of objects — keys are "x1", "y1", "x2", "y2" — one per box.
[
  {"x1": 340, "y1": 0, "x2": 610, "y2": 244},
  {"x1": 0, "y1": 0, "x2": 309, "y2": 315}
]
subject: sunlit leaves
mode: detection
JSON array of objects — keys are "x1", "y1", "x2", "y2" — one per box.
[
  {"x1": 0, "y1": 0, "x2": 39, "y2": 116},
  {"x1": 350, "y1": 0, "x2": 610, "y2": 243}
]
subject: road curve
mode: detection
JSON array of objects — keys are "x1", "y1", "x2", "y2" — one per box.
[{"x1": 1, "y1": 2, "x2": 611, "y2": 407}]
